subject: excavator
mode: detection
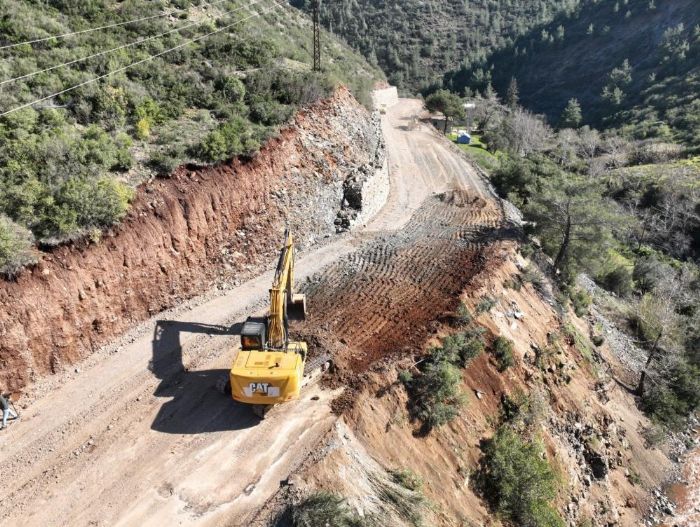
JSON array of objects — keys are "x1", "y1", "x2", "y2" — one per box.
[{"x1": 220, "y1": 229, "x2": 326, "y2": 418}]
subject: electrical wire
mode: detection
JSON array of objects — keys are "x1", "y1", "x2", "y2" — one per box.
[
  {"x1": 0, "y1": 0, "x2": 232, "y2": 51},
  {"x1": 0, "y1": 0, "x2": 266, "y2": 87},
  {"x1": 0, "y1": 2, "x2": 285, "y2": 118}
]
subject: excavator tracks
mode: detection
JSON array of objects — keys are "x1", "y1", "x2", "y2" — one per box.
[{"x1": 299, "y1": 189, "x2": 504, "y2": 373}]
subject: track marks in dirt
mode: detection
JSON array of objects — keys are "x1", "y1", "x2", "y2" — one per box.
[{"x1": 298, "y1": 190, "x2": 503, "y2": 374}]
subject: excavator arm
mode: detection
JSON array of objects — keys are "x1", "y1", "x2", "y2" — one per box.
[{"x1": 267, "y1": 230, "x2": 306, "y2": 349}]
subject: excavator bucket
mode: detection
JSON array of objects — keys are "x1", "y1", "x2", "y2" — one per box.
[{"x1": 288, "y1": 293, "x2": 307, "y2": 322}]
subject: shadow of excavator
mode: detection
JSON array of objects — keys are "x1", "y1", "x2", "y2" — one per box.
[{"x1": 149, "y1": 320, "x2": 258, "y2": 434}]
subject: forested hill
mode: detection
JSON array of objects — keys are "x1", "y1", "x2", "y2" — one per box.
[
  {"x1": 0, "y1": 0, "x2": 381, "y2": 275},
  {"x1": 291, "y1": 0, "x2": 587, "y2": 93},
  {"x1": 445, "y1": 0, "x2": 700, "y2": 145}
]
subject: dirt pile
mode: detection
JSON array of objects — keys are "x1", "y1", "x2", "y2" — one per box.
[{"x1": 0, "y1": 87, "x2": 385, "y2": 393}]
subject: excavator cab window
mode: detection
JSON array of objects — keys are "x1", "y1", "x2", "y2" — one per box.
[{"x1": 240, "y1": 320, "x2": 266, "y2": 351}]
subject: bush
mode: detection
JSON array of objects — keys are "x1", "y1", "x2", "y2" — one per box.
[
  {"x1": 281, "y1": 492, "x2": 365, "y2": 527},
  {"x1": 439, "y1": 331, "x2": 485, "y2": 367},
  {"x1": 599, "y1": 265, "x2": 633, "y2": 297},
  {"x1": 198, "y1": 116, "x2": 264, "y2": 162},
  {"x1": 476, "y1": 295, "x2": 497, "y2": 314},
  {"x1": 405, "y1": 358, "x2": 466, "y2": 431},
  {"x1": 249, "y1": 98, "x2": 294, "y2": 126},
  {"x1": 216, "y1": 76, "x2": 246, "y2": 103},
  {"x1": 641, "y1": 361, "x2": 700, "y2": 430},
  {"x1": 391, "y1": 469, "x2": 423, "y2": 491},
  {"x1": 568, "y1": 287, "x2": 591, "y2": 317},
  {"x1": 456, "y1": 301, "x2": 473, "y2": 325},
  {"x1": 461, "y1": 336, "x2": 486, "y2": 366},
  {"x1": 492, "y1": 336, "x2": 515, "y2": 371},
  {"x1": 480, "y1": 427, "x2": 564, "y2": 527},
  {"x1": 0, "y1": 215, "x2": 36, "y2": 276}
]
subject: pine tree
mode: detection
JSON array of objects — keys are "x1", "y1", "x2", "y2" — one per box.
[
  {"x1": 560, "y1": 98, "x2": 583, "y2": 129},
  {"x1": 506, "y1": 77, "x2": 519, "y2": 109}
]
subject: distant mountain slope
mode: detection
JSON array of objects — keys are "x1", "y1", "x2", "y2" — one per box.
[
  {"x1": 446, "y1": 0, "x2": 700, "y2": 144},
  {"x1": 292, "y1": 0, "x2": 587, "y2": 92}
]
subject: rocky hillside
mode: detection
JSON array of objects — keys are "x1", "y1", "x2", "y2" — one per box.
[
  {"x1": 0, "y1": 87, "x2": 387, "y2": 393},
  {"x1": 291, "y1": 0, "x2": 585, "y2": 92},
  {"x1": 255, "y1": 237, "x2": 680, "y2": 527},
  {"x1": 0, "y1": 0, "x2": 383, "y2": 273}
]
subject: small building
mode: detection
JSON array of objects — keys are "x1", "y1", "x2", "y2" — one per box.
[{"x1": 457, "y1": 132, "x2": 471, "y2": 145}]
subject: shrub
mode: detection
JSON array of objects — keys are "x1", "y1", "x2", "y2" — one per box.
[
  {"x1": 249, "y1": 98, "x2": 294, "y2": 126},
  {"x1": 0, "y1": 215, "x2": 36, "y2": 276},
  {"x1": 456, "y1": 301, "x2": 473, "y2": 325},
  {"x1": 641, "y1": 361, "x2": 700, "y2": 430},
  {"x1": 398, "y1": 370, "x2": 413, "y2": 385},
  {"x1": 568, "y1": 287, "x2": 591, "y2": 317},
  {"x1": 492, "y1": 336, "x2": 515, "y2": 371},
  {"x1": 476, "y1": 295, "x2": 497, "y2": 314},
  {"x1": 281, "y1": 492, "x2": 365, "y2": 527},
  {"x1": 216, "y1": 76, "x2": 246, "y2": 103},
  {"x1": 198, "y1": 116, "x2": 263, "y2": 162},
  {"x1": 391, "y1": 469, "x2": 423, "y2": 491},
  {"x1": 439, "y1": 331, "x2": 485, "y2": 367},
  {"x1": 461, "y1": 336, "x2": 485, "y2": 366},
  {"x1": 56, "y1": 177, "x2": 133, "y2": 229},
  {"x1": 599, "y1": 265, "x2": 633, "y2": 297},
  {"x1": 405, "y1": 358, "x2": 466, "y2": 431},
  {"x1": 633, "y1": 256, "x2": 672, "y2": 293},
  {"x1": 480, "y1": 427, "x2": 564, "y2": 527}
]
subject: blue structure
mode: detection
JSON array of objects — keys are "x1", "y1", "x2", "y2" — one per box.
[{"x1": 457, "y1": 133, "x2": 471, "y2": 145}]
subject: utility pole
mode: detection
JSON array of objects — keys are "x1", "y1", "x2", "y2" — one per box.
[{"x1": 312, "y1": 0, "x2": 321, "y2": 71}]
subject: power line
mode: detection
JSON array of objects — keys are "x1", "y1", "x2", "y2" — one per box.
[
  {"x1": 0, "y1": 2, "x2": 284, "y2": 118},
  {"x1": 0, "y1": 0, "x2": 266, "y2": 87},
  {"x1": 0, "y1": 0, "x2": 231, "y2": 51}
]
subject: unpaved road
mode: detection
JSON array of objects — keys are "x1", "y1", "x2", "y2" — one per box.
[{"x1": 0, "y1": 99, "x2": 490, "y2": 527}]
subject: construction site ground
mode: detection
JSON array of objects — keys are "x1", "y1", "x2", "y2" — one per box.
[{"x1": 0, "y1": 99, "x2": 500, "y2": 527}]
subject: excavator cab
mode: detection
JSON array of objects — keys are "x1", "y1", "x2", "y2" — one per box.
[
  {"x1": 240, "y1": 319, "x2": 266, "y2": 351},
  {"x1": 228, "y1": 231, "x2": 309, "y2": 416}
]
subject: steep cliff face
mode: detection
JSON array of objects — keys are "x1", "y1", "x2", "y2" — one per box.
[{"x1": 0, "y1": 88, "x2": 386, "y2": 393}]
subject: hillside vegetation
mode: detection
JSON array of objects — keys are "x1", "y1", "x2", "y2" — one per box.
[
  {"x1": 0, "y1": 0, "x2": 381, "y2": 274},
  {"x1": 292, "y1": 0, "x2": 586, "y2": 93},
  {"x1": 446, "y1": 0, "x2": 700, "y2": 145}
]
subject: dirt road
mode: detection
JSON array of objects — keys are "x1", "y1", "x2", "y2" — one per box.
[{"x1": 0, "y1": 99, "x2": 493, "y2": 527}]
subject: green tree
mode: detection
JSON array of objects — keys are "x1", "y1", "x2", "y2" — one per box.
[
  {"x1": 425, "y1": 89, "x2": 466, "y2": 133},
  {"x1": 524, "y1": 173, "x2": 626, "y2": 279},
  {"x1": 559, "y1": 98, "x2": 582, "y2": 129},
  {"x1": 506, "y1": 77, "x2": 520, "y2": 108}
]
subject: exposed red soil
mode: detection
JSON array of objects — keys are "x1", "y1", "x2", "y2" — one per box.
[
  {"x1": 0, "y1": 88, "x2": 374, "y2": 393},
  {"x1": 292, "y1": 189, "x2": 503, "y2": 413}
]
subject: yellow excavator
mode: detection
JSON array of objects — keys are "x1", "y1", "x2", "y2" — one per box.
[{"x1": 221, "y1": 229, "x2": 326, "y2": 418}]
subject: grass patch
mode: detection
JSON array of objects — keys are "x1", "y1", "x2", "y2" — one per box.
[
  {"x1": 279, "y1": 492, "x2": 370, "y2": 527},
  {"x1": 448, "y1": 133, "x2": 501, "y2": 172},
  {"x1": 391, "y1": 468, "x2": 424, "y2": 492},
  {"x1": 371, "y1": 474, "x2": 425, "y2": 526}
]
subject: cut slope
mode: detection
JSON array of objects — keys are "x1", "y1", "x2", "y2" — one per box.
[{"x1": 0, "y1": 87, "x2": 384, "y2": 393}]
